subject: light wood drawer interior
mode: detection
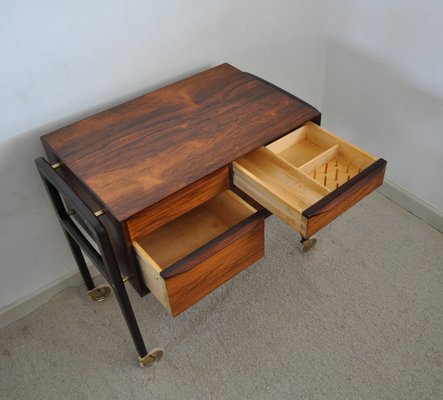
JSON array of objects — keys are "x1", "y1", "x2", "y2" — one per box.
[
  {"x1": 133, "y1": 190, "x2": 264, "y2": 316},
  {"x1": 233, "y1": 122, "x2": 386, "y2": 238}
]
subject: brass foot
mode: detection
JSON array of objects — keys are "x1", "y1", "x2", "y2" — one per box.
[
  {"x1": 138, "y1": 348, "x2": 164, "y2": 367},
  {"x1": 87, "y1": 285, "x2": 112, "y2": 302},
  {"x1": 300, "y1": 237, "x2": 317, "y2": 253}
]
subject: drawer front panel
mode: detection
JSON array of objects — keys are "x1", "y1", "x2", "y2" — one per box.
[
  {"x1": 127, "y1": 166, "x2": 229, "y2": 240},
  {"x1": 233, "y1": 122, "x2": 386, "y2": 238},
  {"x1": 303, "y1": 158, "x2": 386, "y2": 237},
  {"x1": 133, "y1": 190, "x2": 264, "y2": 316},
  {"x1": 166, "y1": 216, "x2": 264, "y2": 316}
]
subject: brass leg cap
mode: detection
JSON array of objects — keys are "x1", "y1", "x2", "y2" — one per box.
[
  {"x1": 300, "y1": 237, "x2": 317, "y2": 253},
  {"x1": 87, "y1": 285, "x2": 112, "y2": 302},
  {"x1": 139, "y1": 348, "x2": 164, "y2": 367}
]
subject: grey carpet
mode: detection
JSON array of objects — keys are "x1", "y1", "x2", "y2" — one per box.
[{"x1": 1, "y1": 192, "x2": 442, "y2": 400}]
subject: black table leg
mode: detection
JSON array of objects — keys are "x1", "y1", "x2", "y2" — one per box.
[{"x1": 35, "y1": 157, "x2": 163, "y2": 367}]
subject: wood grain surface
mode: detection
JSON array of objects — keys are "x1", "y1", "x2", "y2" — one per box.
[
  {"x1": 303, "y1": 158, "x2": 387, "y2": 237},
  {"x1": 165, "y1": 216, "x2": 264, "y2": 317},
  {"x1": 126, "y1": 167, "x2": 229, "y2": 240},
  {"x1": 160, "y1": 212, "x2": 262, "y2": 279},
  {"x1": 42, "y1": 63, "x2": 320, "y2": 221}
]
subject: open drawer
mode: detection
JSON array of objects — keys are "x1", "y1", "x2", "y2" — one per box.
[
  {"x1": 233, "y1": 122, "x2": 386, "y2": 238},
  {"x1": 133, "y1": 190, "x2": 264, "y2": 317}
]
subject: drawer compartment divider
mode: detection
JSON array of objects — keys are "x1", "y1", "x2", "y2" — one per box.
[{"x1": 298, "y1": 145, "x2": 340, "y2": 177}]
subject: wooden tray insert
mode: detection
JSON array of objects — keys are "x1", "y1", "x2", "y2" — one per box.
[{"x1": 266, "y1": 122, "x2": 377, "y2": 193}]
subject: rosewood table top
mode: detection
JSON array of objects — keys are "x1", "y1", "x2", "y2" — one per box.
[{"x1": 42, "y1": 63, "x2": 319, "y2": 221}]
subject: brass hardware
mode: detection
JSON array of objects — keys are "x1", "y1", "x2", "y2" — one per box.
[
  {"x1": 300, "y1": 237, "x2": 317, "y2": 253},
  {"x1": 67, "y1": 209, "x2": 76, "y2": 216},
  {"x1": 51, "y1": 162, "x2": 64, "y2": 169},
  {"x1": 138, "y1": 348, "x2": 164, "y2": 367},
  {"x1": 94, "y1": 209, "x2": 106, "y2": 217},
  {"x1": 122, "y1": 275, "x2": 131, "y2": 283},
  {"x1": 87, "y1": 285, "x2": 112, "y2": 302}
]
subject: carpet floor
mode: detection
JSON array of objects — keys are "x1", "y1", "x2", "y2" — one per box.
[{"x1": 1, "y1": 192, "x2": 442, "y2": 400}]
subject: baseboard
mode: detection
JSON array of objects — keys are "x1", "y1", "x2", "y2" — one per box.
[
  {"x1": 0, "y1": 266, "x2": 99, "y2": 330},
  {"x1": 378, "y1": 179, "x2": 443, "y2": 233}
]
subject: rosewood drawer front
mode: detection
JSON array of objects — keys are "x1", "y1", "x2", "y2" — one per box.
[
  {"x1": 126, "y1": 167, "x2": 230, "y2": 240},
  {"x1": 132, "y1": 190, "x2": 264, "y2": 317},
  {"x1": 233, "y1": 122, "x2": 386, "y2": 238}
]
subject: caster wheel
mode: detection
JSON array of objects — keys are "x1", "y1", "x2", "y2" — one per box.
[
  {"x1": 139, "y1": 348, "x2": 164, "y2": 367},
  {"x1": 300, "y1": 237, "x2": 317, "y2": 253},
  {"x1": 87, "y1": 285, "x2": 112, "y2": 302}
]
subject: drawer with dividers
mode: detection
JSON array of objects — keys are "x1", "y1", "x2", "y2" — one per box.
[{"x1": 233, "y1": 122, "x2": 386, "y2": 238}]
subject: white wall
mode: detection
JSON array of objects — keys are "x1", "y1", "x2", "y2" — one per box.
[
  {"x1": 0, "y1": 0, "x2": 329, "y2": 313},
  {"x1": 322, "y1": 1, "x2": 443, "y2": 214}
]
